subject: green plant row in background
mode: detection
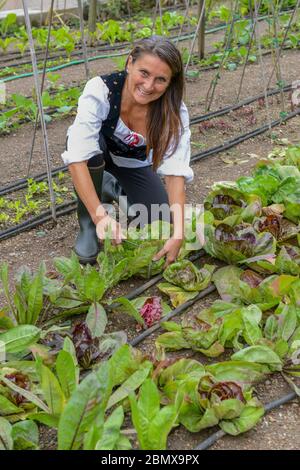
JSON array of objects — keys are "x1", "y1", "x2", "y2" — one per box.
[
  {"x1": 0, "y1": 11, "x2": 196, "y2": 56},
  {"x1": 0, "y1": 77, "x2": 82, "y2": 135},
  {"x1": 0, "y1": 172, "x2": 74, "y2": 227}
]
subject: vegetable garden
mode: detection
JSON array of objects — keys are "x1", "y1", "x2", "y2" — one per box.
[{"x1": 0, "y1": 0, "x2": 300, "y2": 452}]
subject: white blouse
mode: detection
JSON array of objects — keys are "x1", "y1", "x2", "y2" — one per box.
[{"x1": 61, "y1": 76, "x2": 194, "y2": 183}]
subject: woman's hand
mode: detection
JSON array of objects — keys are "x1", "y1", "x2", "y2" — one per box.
[
  {"x1": 153, "y1": 237, "x2": 183, "y2": 268},
  {"x1": 96, "y1": 214, "x2": 124, "y2": 245}
]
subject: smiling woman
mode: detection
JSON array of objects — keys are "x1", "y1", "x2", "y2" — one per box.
[{"x1": 61, "y1": 36, "x2": 194, "y2": 266}]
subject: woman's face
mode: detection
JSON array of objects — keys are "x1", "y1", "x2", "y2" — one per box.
[{"x1": 126, "y1": 53, "x2": 172, "y2": 105}]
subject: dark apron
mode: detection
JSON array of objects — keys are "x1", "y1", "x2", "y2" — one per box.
[{"x1": 100, "y1": 71, "x2": 148, "y2": 161}]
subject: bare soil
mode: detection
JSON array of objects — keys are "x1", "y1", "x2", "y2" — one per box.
[{"x1": 1, "y1": 31, "x2": 300, "y2": 451}]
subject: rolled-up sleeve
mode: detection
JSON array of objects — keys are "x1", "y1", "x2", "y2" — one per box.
[
  {"x1": 61, "y1": 76, "x2": 110, "y2": 165},
  {"x1": 157, "y1": 102, "x2": 194, "y2": 183}
]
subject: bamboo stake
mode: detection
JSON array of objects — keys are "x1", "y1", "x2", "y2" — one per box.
[
  {"x1": 184, "y1": 0, "x2": 205, "y2": 73},
  {"x1": 197, "y1": 0, "x2": 205, "y2": 60},
  {"x1": 22, "y1": 0, "x2": 57, "y2": 221},
  {"x1": 27, "y1": 0, "x2": 55, "y2": 177},
  {"x1": 253, "y1": 0, "x2": 272, "y2": 135},
  {"x1": 77, "y1": 0, "x2": 90, "y2": 79}
]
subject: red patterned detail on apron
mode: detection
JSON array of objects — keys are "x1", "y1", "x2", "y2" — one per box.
[{"x1": 124, "y1": 132, "x2": 141, "y2": 147}]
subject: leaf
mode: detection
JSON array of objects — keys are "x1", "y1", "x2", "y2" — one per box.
[
  {"x1": 0, "y1": 315, "x2": 15, "y2": 330},
  {"x1": 111, "y1": 297, "x2": 145, "y2": 325},
  {"x1": 278, "y1": 304, "x2": 297, "y2": 341},
  {"x1": 54, "y1": 253, "x2": 81, "y2": 283},
  {"x1": 0, "y1": 376, "x2": 49, "y2": 413},
  {"x1": 108, "y1": 344, "x2": 145, "y2": 387},
  {"x1": 129, "y1": 379, "x2": 178, "y2": 450},
  {"x1": 63, "y1": 337, "x2": 79, "y2": 372},
  {"x1": 56, "y1": 350, "x2": 77, "y2": 399},
  {"x1": 28, "y1": 412, "x2": 59, "y2": 428},
  {"x1": 0, "y1": 325, "x2": 41, "y2": 354},
  {"x1": 157, "y1": 282, "x2": 198, "y2": 307},
  {"x1": 95, "y1": 406, "x2": 125, "y2": 450},
  {"x1": 231, "y1": 346, "x2": 282, "y2": 371},
  {"x1": 282, "y1": 373, "x2": 300, "y2": 396},
  {"x1": 0, "y1": 417, "x2": 13, "y2": 450},
  {"x1": 264, "y1": 315, "x2": 278, "y2": 341},
  {"x1": 197, "y1": 341, "x2": 225, "y2": 357},
  {"x1": 27, "y1": 269, "x2": 44, "y2": 324},
  {"x1": 241, "y1": 305, "x2": 262, "y2": 345},
  {"x1": 106, "y1": 361, "x2": 152, "y2": 410},
  {"x1": 58, "y1": 371, "x2": 104, "y2": 450},
  {"x1": 38, "y1": 363, "x2": 65, "y2": 416},
  {"x1": 155, "y1": 331, "x2": 191, "y2": 351},
  {"x1": 0, "y1": 394, "x2": 22, "y2": 415},
  {"x1": 12, "y1": 420, "x2": 39, "y2": 450},
  {"x1": 82, "y1": 267, "x2": 106, "y2": 302},
  {"x1": 147, "y1": 405, "x2": 177, "y2": 450},
  {"x1": 219, "y1": 401, "x2": 264, "y2": 435},
  {"x1": 137, "y1": 378, "x2": 160, "y2": 423},
  {"x1": 86, "y1": 302, "x2": 107, "y2": 338},
  {"x1": 206, "y1": 361, "x2": 269, "y2": 387},
  {"x1": 98, "y1": 331, "x2": 127, "y2": 357}
]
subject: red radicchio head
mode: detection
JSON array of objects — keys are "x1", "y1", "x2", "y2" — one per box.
[{"x1": 140, "y1": 297, "x2": 163, "y2": 327}]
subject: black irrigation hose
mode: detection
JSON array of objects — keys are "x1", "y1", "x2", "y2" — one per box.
[
  {"x1": 0, "y1": 165, "x2": 67, "y2": 196},
  {"x1": 190, "y1": 108, "x2": 300, "y2": 164},
  {"x1": 130, "y1": 284, "x2": 216, "y2": 347},
  {"x1": 194, "y1": 391, "x2": 298, "y2": 450},
  {"x1": 1, "y1": 107, "x2": 299, "y2": 241},
  {"x1": 0, "y1": 82, "x2": 293, "y2": 197},
  {"x1": 190, "y1": 84, "x2": 293, "y2": 124}
]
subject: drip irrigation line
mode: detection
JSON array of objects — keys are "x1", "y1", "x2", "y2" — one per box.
[
  {"x1": 0, "y1": 165, "x2": 66, "y2": 196},
  {"x1": 130, "y1": 284, "x2": 216, "y2": 347},
  {"x1": 194, "y1": 391, "x2": 297, "y2": 450},
  {"x1": 190, "y1": 107, "x2": 300, "y2": 164},
  {"x1": 191, "y1": 83, "x2": 293, "y2": 124},
  {"x1": 0, "y1": 82, "x2": 293, "y2": 198}
]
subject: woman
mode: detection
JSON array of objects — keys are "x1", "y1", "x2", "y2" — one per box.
[{"x1": 62, "y1": 36, "x2": 193, "y2": 265}]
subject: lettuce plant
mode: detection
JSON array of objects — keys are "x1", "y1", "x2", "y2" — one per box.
[{"x1": 204, "y1": 222, "x2": 276, "y2": 264}]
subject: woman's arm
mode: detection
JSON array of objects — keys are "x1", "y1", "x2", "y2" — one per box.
[
  {"x1": 153, "y1": 175, "x2": 185, "y2": 267},
  {"x1": 165, "y1": 175, "x2": 185, "y2": 239}
]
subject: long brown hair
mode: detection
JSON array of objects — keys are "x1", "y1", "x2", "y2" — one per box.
[{"x1": 127, "y1": 36, "x2": 185, "y2": 170}]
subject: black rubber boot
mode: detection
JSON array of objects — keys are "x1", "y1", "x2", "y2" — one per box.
[
  {"x1": 102, "y1": 171, "x2": 134, "y2": 218},
  {"x1": 74, "y1": 162, "x2": 105, "y2": 265}
]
